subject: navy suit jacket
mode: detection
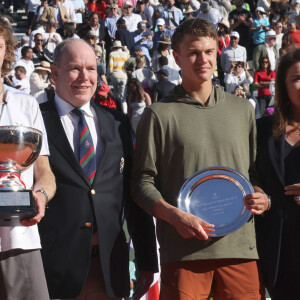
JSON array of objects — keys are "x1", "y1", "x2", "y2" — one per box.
[
  {"x1": 38, "y1": 96, "x2": 158, "y2": 298},
  {"x1": 255, "y1": 116, "x2": 300, "y2": 290}
]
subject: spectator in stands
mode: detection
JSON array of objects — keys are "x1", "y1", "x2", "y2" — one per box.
[
  {"x1": 220, "y1": 31, "x2": 247, "y2": 73},
  {"x1": 96, "y1": 49, "x2": 108, "y2": 84},
  {"x1": 14, "y1": 35, "x2": 29, "y2": 62},
  {"x1": 229, "y1": 0, "x2": 253, "y2": 57},
  {"x1": 81, "y1": 12, "x2": 112, "y2": 62},
  {"x1": 160, "y1": 0, "x2": 183, "y2": 30},
  {"x1": 217, "y1": 20, "x2": 230, "y2": 83},
  {"x1": 12, "y1": 66, "x2": 30, "y2": 94},
  {"x1": 128, "y1": 78, "x2": 151, "y2": 133},
  {"x1": 29, "y1": 0, "x2": 48, "y2": 34},
  {"x1": 152, "y1": 68, "x2": 176, "y2": 102},
  {"x1": 274, "y1": 21, "x2": 284, "y2": 55},
  {"x1": 153, "y1": 18, "x2": 173, "y2": 51},
  {"x1": 25, "y1": 0, "x2": 41, "y2": 28},
  {"x1": 280, "y1": 32, "x2": 296, "y2": 56},
  {"x1": 122, "y1": 1, "x2": 143, "y2": 32},
  {"x1": 224, "y1": 60, "x2": 253, "y2": 93},
  {"x1": 132, "y1": 21, "x2": 153, "y2": 63},
  {"x1": 287, "y1": 19, "x2": 300, "y2": 47},
  {"x1": 105, "y1": 3, "x2": 121, "y2": 41},
  {"x1": 32, "y1": 33, "x2": 48, "y2": 66},
  {"x1": 134, "y1": 0, "x2": 152, "y2": 29},
  {"x1": 69, "y1": 0, "x2": 85, "y2": 25},
  {"x1": 208, "y1": 0, "x2": 232, "y2": 23},
  {"x1": 30, "y1": 61, "x2": 52, "y2": 104},
  {"x1": 108, "y1": 40, "x2": 130, "y2": 113},
  {"x1": 94, "y1": 84, "x2": 117, "y2": 109},
  {"x1": 87, "y1": 0, "x2": 107, "y2": 20},
  {"x1": 158, "y1": 55, "x2": 181, "y2": 85},
  {"x1": 254, "y1": 56, "x2": 275, "y2": 117},
  {"x1": 40, "y1": 0, "x2": 71, "y2": 32},
  {"x1": 181, "y1": 5, "x2": 196, "y2": 23},
  {"x1": 179, "y1": 0, "x2": 199, "y2": 17},
  {"x1": 152, "y1": 34, "x2": 179, "y2": 71},
  {"x1": 42, "y1": 19, "x2": 62, "y2": 62},
  {"x1": 14, "y1": 46, "x2": 35, "y2": 79},
  {"x1": 29, "y1": 23, "x2": 45, "y2": 47},
  {"x1": 196, "y1": 2, "x2": 221, "y2": 29},
  {"x1": 115, "y1": 17, "x2": 135, "y2": 53},
  {"x1": 132, "y1": 55, "x2": 156, "y2": 94},
  {"x1": 253, "y1": 30, "x2": 278, "y2": 71},
  {"x1": 251, "y1": 7, "x2": 270, "y2": 46},
  {"x1": 63, "y1": 22, "x2": 80, "y2": 39}
]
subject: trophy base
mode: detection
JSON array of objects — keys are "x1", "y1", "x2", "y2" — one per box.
[{"x1": 0, "y1": 190, "x2": 36, "y2": 226}]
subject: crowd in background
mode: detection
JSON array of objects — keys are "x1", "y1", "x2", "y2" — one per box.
[{"x1": 3, "y1": 0, "x2": 300, "y2": 130}]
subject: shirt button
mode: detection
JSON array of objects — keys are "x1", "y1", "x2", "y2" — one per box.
[
  {"x1": 91, "y1": 189, "x2": 96, "y2": 195},
  {"x1": 85, "y1": 222, "x2": 92, "y2": 228}
]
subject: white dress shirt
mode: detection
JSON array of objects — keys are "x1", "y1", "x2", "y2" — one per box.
[
  {"x1": 54, "y1": 95, "x2": 104, "y2": 168},
  {"x1": 266, "y1": 43, "x2": 276, "y2": 71}
]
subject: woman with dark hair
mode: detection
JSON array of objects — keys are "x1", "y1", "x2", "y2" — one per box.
[
  {"x1": 254, "y1": 56, "x2": 276, "y2": 116},
  {"x1": 115, "y1": 17, "x2": 134, "y2": 54},
  {"x1": 63, "y1": 22, "x2": 80, "y2": 39},
  {"x1": 217, "y1": 20, "x2": 230, "y2": 84},
  {"x1": 255, "y1": 47, "x2": 300, "y2": 300},
  {"x1": 279, "y1": 32, "x2": 296, "y2": 56},
  {"x1": 128, "y1": 78, "x2": 151, "y2": 133},
  {"x1": 87, "y1": 0, "x2": 107, "y2": 20}
]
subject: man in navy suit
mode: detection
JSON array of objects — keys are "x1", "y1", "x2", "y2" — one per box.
[{"x1": 38, "y1": 39, "x2": 158, "y2": 300}]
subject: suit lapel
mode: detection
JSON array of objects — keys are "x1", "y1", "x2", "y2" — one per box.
[
  {"x1": 42, "y1": 99, "x2": 90, "y2": 185},
  {"x1": 268, "y1": 132, "x2": 285, "y2": 186},
  {"x1": 91, "y1": 102, "x2": 116, "y2": 185}
]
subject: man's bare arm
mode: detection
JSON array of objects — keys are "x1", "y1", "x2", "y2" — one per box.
[{"x1": 20, "y1": 155, "x2": 56, "y2": 226}]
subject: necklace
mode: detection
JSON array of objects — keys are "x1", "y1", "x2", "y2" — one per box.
[{"x1": 289, "y1": 121, "x2": 300, "y2": 136}]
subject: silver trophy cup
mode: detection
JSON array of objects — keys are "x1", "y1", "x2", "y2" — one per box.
[{"x1": 0, "y1": 126, "x2": 42, "y2": 226}]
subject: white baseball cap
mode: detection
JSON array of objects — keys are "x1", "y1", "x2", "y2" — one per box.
[
  {"x1": 156, "y1": 18, "x2": 165, "y2": 26},
  {"x1": 230, "y1": 31, "x2": 240, "y2": 39},
  {"x1": 265, "y1": 30, "x2": 276, "y2": 38},
  {"x1": 255, "y1": 6, "x2": 266, "y2": 14}
]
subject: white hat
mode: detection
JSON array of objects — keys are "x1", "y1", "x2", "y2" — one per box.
[
  {"x1": 255, "y1": 6, "x2": 266, "y2": 13},
  {"x1": 111, "y1": 40, "x2": 124, "y2": 49},
  {"x1": 230, "y1": 31, "x2": 240, "y2": 39},
  {"x1": 265, "y1": 30, "x2": 276, "y2": 38},
  {"x1": 35, "y1": 61, "x2": 51, "y2": 73},
  {"x1": 156, "y1": 18, "x2": 165, "y2": 26}
]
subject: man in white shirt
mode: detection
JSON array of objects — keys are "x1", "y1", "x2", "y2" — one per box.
[
  {"x1": 0, "y1": 17, "x2": 56, "y2": 300},
  {"x1": 220, "y1": 31, "x2": 247, "y2": 73},
  {"x1": 253, "y1": 30, "x2": 278, "y2": 71},
  {"x1": 14, "y1": 46, "x2": 35, "y2": 78},
  {"x1": 123, "y1": 0, "x2": 143, "y2": 32},
  {"x1": 160, "y1": 0, "x2": 183, "y2": 30},
  {"x1": 196, "y1": 2, "x2": 222, "y2": 28}
]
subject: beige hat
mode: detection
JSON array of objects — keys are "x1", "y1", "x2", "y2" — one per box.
[
  {"x1": 123, "y1": 1, "x2": 133, "y2": 7},
  {"x1": 95, "y1": 45, "x2": 102, "y2": 53},
  {"x1": 35, "y1": 61, "x2": 51, "y2": 73},
  {"x1": 183, "y1": 5, "x2": 195, "y2": 14},
  {"x1": 218, "y1": 19, "x2": 230, "y2": 29},
  {"x1": 87, "y1": 30, "x2": 97, "y2": 37},
  {"x1": 111, "y1": 40, "x2": 124, "y2": 49},
  {"x1": 158, "y1": 35, "x2": 171, "y2": 44},
  {"x1": 111, "y1": 3, "x2": 118, "y2": 8}
]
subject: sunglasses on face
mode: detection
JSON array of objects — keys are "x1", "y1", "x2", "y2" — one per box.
[
  {"x1": 263, "y1": 61, "x2": 269, "y2": 64},
  {"x1": 35, "y1": 39, "x2": 43, "y2": 41},
  {"x1": 230, "y1": 37, "x2": 238, "y2": 40}
]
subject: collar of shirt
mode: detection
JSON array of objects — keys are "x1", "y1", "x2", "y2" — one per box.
[
  {"x1": 54, "y1": 94, "x2": 94, "y2": 119},
  {"x1": 265, "y1": 43, "x2": 274, "y2": 50}
]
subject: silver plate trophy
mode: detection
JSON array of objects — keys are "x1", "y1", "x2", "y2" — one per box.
[
  {"x1": 178, "y1": 166, "x2": 253, "y2": 237},
  {"x1": 0, "y1": 126, "x2": 42, "y2": 226}
]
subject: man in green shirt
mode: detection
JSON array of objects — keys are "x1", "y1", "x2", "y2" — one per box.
[{"x1": 132, "y1": 18, "x2": 269, "y2": 299}]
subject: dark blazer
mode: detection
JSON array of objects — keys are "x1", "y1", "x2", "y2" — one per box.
[
  {"x1": 38, "y1": 96, "x2": 158, "y2": 298},
  {"x1": 255, "y1": 116, "x2": 300, "y2": 290},
  {"x1": 152, "y1": 79, "x2": 176, "y2": 102}
]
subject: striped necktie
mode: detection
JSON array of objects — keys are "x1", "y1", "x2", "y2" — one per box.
[{"x1": 72, "y1": 108, "x2": 96, "y2": 184}]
